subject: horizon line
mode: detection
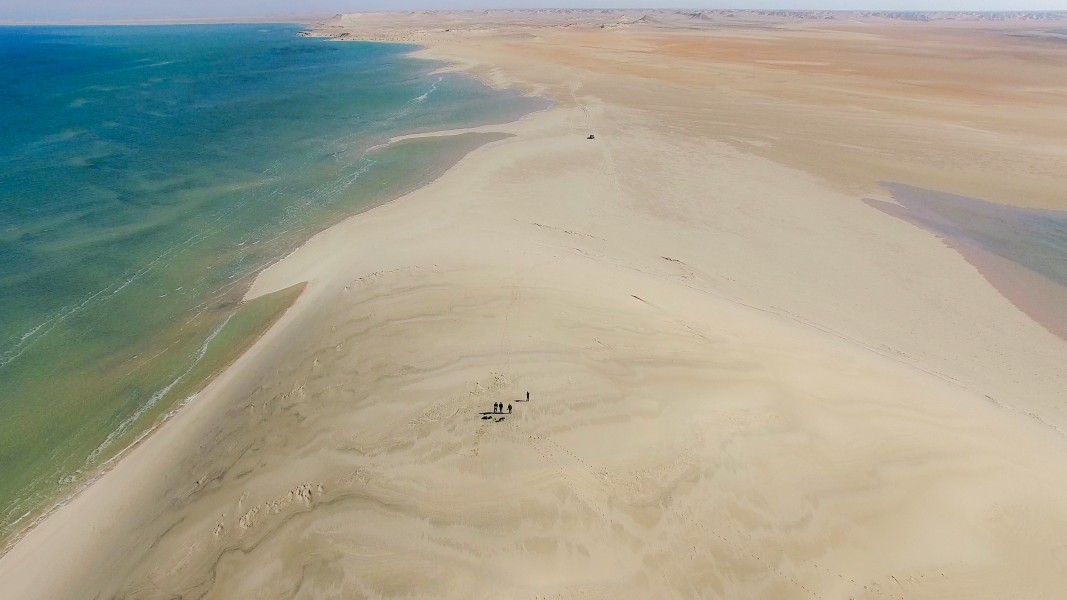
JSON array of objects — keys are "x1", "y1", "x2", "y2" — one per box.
[
  {"x1": 0, "y1": 15, "x2": 326, "y2": 27},
  {"x1": 3, "y1": 7, "x2": 1066, "y2": 27}
]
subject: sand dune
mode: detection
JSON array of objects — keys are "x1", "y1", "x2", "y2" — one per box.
[{"x1": 3, "y1": 11, "x2": 1067, "y2": 599}]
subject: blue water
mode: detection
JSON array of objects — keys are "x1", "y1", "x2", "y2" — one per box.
[{"x1": 0, "y1": 24, "x2": 541, "y2": 538}]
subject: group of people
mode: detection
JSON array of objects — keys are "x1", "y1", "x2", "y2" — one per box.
[{"x1": 481, "y1": 392, "x2": 529, "y2": 420}]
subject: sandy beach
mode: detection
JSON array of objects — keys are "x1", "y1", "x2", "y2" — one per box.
[{"x1": 3, "y1": 10, "x2": 1067, "y2": 598}]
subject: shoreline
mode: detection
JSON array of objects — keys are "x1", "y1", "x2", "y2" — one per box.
[
  {"x1": 0, "y1": 284, "x2": 307, "y2": 558},
  {"x1": 0, "y1": 127, "x2": 529, "y2": 557},
  {"x1": 4, "y1": 13, "x2": 1067, "y2": 598},
  {"x1": 0, "y1": 36, "x2": 542, "y2": 555},
  {"x1": 0, "y1": 93, "x2": 545, "y2": 593}
]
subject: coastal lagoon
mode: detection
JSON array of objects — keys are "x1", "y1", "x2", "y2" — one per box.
[
  {"x1": 0, "y1": 24, "x2": 541, "y2": 540},
  {"x1": 867, "y1": 184, "x2": 1067, "y2": 344}
]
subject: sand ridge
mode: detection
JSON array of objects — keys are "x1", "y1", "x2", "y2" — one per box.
[{"x1": 2, "y1": 11, "x2": 1067, "y2": 599}]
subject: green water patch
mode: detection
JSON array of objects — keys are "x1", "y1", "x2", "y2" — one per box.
[{"x1": 0, "y1": 282, "x2": 304, "y2": 543}]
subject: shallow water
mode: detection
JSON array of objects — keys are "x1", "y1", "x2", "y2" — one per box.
[
  {"x1": 0, "y1": 24, "x2": 543, "y2": 539},
  {"x1": 866, "y1": 183, "x2": 1067, "y2": 344}
]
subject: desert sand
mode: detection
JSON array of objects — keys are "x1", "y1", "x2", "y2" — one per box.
[{"x1": 2, "y1": 10, "x2": 1067, "y2": 599}]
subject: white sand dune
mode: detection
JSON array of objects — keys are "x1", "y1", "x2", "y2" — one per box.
[{"x1": 3, "y1": 11, "x2": 1067, "y2": 599}]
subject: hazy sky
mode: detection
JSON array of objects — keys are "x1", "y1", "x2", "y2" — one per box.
[{"x1": 4, "y1": 1, "x2": 1066, "y2": 22}]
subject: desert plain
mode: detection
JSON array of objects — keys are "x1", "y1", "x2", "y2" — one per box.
[{"x1": 2, "y1": 9, "x2": 1067, "y2": 599}]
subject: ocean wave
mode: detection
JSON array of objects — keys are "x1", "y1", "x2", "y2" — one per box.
[
  {"x1": 412, "y1": 76, "x2": 442, "y2": 105},
  {"x1": 377, "y1": 76, "x2": 446, "y2": 130}
]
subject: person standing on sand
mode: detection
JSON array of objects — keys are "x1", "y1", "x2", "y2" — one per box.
[
  {"x1": 526, "y1": 391, "x2": 530, "y2": 402},
  {"x1": 508, "y1": 404, "x2": 512, "y2": 414}
]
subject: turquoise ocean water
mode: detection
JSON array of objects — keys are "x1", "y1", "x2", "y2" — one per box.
[{"x1": 0, "y1": 24, "x2": 541, "y2": 540}]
